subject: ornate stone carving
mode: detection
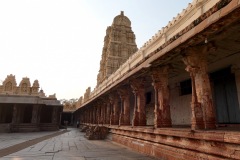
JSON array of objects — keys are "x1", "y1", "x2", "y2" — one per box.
[
  {"x1": 0, "y1": 75, "x2": 55, "y2": 98},
  {"x1": 2, "y1": 74, "x2": 17, "y2": 94},
  {"x1": 31, "y1": 80, "x2": 39, "y2": 95},
  {"x1": 109, "y1": 93, "x2": 120, "y2": 125},
  {"x1": 182, "y1": 44, "x2": 216, "y2": 129},
  {"x1": 117, "y1": 87, "x2": 130, "y2": 125},
  {"x1": 19, "y1": 77, "x2": 31, "y2": 95},
  {"x1": 130, "y1": 78, "x2": 146, "y2": 126},
  {"x1": 97, "y1": 11, "x2": 138, "y2": 86},
  {"x1": 84, "y1": 87, "x2": 91, "y2": 102},
  {"x1": 151, "y1": 66, "x2": 172, "y2": 128}
]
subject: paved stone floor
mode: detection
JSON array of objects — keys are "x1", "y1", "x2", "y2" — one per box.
[{"x1": 0, "y1": 128, "x2": 158, "y2": 160}]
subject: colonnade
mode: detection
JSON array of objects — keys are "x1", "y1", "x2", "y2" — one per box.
[
  {"x1": 0, "y1": 103, "x2": 62, "y2": 132},
  {"x1": 79, "y1": 44, "x2": 217, "y2": 130}
]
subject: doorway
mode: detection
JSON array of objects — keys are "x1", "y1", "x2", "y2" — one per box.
[{"x1": 211, "y1": 67, "x2": 240, "y2": 123}]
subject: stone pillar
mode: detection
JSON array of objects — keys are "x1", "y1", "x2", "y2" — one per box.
[
  {"x1": 52, "y1": 106, "x2": 59, "y2": 123},
  {"x1": 106, "y1": 101, "x2": 111, "y2": 124},
  {"x1": 109, "y1": 94, "x2": 119, "y2": 125},
  {"x1": 103, "y1": 104, "x2": 107, "y2": 124},
  {"x1": 96, "y1": 104, "x2": 101, "y2": 125},
  {"x1": 130, "y1": 78, "x2": 146, "y2": 126},
  {"x1": 31, "y1": 105, "x2": 41, "y2": 124},
  {"x1": 109, "y1": 97, "x2": 114, "y2": 125},
  {"x1": 182, "y1": 44, "x2": 216, "y2": 129},
  {"x1": 0, "y1": 105, "x2": 6, "y2": 123},
  {"x1": 89, "y1": 108, "x2": 92, "y2": 124},
  {"x1": 93, "y1": 106, "x2": 97, "y2": 124},
  {"x1": 151, "y1": 66, "x2": 172, "y2": 128},
  {"x1": 84, "y1": 110, "x2": 86, "y2": 124},
  {"x1": 118, "y1": 87, "x2": 130, "y2": 126},
  {"x1": 18, "y1": 105, "x2": 25, "y2": 123},
  {"x1": 12, "y1": 104, "x2": 19, "y2": 124}
]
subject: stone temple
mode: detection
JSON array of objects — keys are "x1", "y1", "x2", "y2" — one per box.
[
  {"x1": 0, "y1": 74, "x2": 62, "y2": 132},
  {"x1": 74, "y1": 1, "x2": 240, "y2": 159},
  {"x1": 97, "y1": 11, "x2": 138, "y2": 86},
  {"x1": 1, "y1": 0, "x2": 240, "y2": 159}
]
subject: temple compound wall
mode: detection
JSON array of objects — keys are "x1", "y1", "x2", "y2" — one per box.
[
  {"x1": 0, "y1": 74, "x2": 62, "y2": 132},
  {"x1": 75, "y1": 0, "x2": 240, "y2": 159}
]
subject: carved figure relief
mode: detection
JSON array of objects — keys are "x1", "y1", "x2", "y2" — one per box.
[
  {"x1": 21, "y1": 83, "x2": 28, "y2": 93},
  {"x1": 5, "y1": 81, "x2": 12, "y2": 91}
]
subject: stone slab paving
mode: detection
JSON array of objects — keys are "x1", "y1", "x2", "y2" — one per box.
[
  {"x1": 0, "y1": 130, "x2": 65, "y2": 150},
  {"x1": 0, "y1": 128, "x2": 159, "y2": 160}
]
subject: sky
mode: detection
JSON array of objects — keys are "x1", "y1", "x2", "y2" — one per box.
[{"x1": 0, "y1": 0, "x2": 192, "y2": 100}]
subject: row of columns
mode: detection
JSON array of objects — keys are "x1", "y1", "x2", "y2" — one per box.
[
  {"x1": 11, "y1": 104, "x2": 60, "y2": 124},
  {"x1": 80, "y1": 44, "x2": 217, "y2": 130}
]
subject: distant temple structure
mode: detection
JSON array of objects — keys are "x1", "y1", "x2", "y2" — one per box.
[
  {"x1": 0, "y1": 74, "x2": 62, "y2": 132},
  {"x1": 97, "y1": 11, "x2": 138, "y2": 85}
]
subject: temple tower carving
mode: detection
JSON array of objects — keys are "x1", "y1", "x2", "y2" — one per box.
[{"x1": 97, "y1": 11, "x2": 138, "y2": 85}]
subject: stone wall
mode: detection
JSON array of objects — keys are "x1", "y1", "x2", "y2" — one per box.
[{"x1": 170, "y1": 83, "x2": 191, "y2": 125}]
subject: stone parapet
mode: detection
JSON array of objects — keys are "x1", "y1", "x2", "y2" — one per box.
[{"x1": 110, "y1": 126, "x2": 240, "y2": 160}]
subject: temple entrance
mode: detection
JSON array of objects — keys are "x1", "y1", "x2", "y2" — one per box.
[
  {"x1": 211, "y1": 67, "x2": 240, "y2": 124},
  {"x1": 0, "y1": 104, "x2": 13, "y2": 123}
]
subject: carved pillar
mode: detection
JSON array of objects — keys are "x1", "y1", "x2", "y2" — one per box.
[
  {"x1": 96, "y1": 104, "x2": 101, "y2": 125},
  {"x1": 118, "y1": 87, "x2": 130, "y2": 126},
  {"x1": 130, "y1": 78, "x2": 146, "y2": 126},
  {"x1": 109, "y1": 97, "x2": 114, "y2": 125},
  {"x1": 84, "y1": 109, "x2": 87, "y2": 123},
  {"x1": 151, "y1": 66, "x2": 172, "y2": 128},
  {"x1": 103, "y1": 104, "x2": 107, "y2": 124},
  {"x1": 102, "y1": 101, "x2": 107, "y2": 125},
  {"x1": 106, "y1": 101, "x2": 111, "y2": 124},
  {"x1": 90, "y1": 108, "x2": 93, "y2": 124},
  {"x1": 182, "y1": 44, "x2": 216, "y2": 129},
  {"x1": 31, "y1": 105, "x2": 41, "y2": 124},
  {"x1": 93, "y1": 106, "x2": 97, "y2": 124},
  {"x1": 109, "y1": 94, "x2": 119, "y2": 125}
]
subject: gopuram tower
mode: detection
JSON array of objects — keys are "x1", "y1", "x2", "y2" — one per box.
[{"x1": 97, "y1": 11, "x2": 138, "y2": 86}]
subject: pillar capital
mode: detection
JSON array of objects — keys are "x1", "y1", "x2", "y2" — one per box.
[
  {"x1": 117, "y1": 86, "x2": 130, "y2": 99},
  {"x1": 130, "y1": 78, "x2": 145, "y2": 95},
  {"x1": 151, "y1": 65, "x2": 170, "y2": 89}
]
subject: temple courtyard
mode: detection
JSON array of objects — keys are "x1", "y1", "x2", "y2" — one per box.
[{"x1": 0, "y1": 128, "x2": 157, "y2": 160}]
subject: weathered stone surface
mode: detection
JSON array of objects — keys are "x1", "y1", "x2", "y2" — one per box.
[
  {"x1": 85, "y1": 126, "x2": 109, "y2": 140},
  {"x1": 97, "y1": 11, "x2": 138, "y2": 86}
]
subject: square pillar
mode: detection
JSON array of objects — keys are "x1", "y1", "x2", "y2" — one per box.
[{"x1": 31, "y1": 105, "x2": 41, "y2": 124}]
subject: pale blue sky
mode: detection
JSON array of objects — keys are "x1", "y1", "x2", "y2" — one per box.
[{"x1": 0, "y1": 0, "x2": 192, "y2": 99}]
